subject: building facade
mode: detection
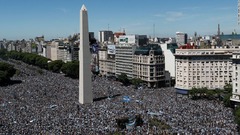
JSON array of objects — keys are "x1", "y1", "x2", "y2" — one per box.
[
  {"x1": 133, "y1": 44, "x2": 165, "y2": 87},
  {"x1": 50, "y1": 41, "x2": 72, "y2": 62},
  {"x1": 160, "y1": 43, "x2": 178, "y2": 77},
  {"x1": 175, "y1": 48, "x2": 236, "y2": 94},
  {"x1": 231, "y1": 52, "x2": 240, "y2": 103},
  {"x1": 115, "y1": 44, "x2": 136, "y2": 78},
  {"x1": 160, "y1": 43, "x2": 178, "y2": 86},
  {"x1": 98, "y1": 30, "x2": 114, "y2": 43},
  {"x1": 118, "y1": 35, "x2": 148, "y2": 46},
  {"x1": 238, "y1": 0, "x2": 240, "y2": 25},
  {"x1": 99, "y1": 45, "x2": 116, "y2": 76},
  {"x1": 176, "y1": 32, "x2": 187, "y2": 46}
]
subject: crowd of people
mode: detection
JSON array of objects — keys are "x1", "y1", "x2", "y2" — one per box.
[{"x1": 0, "y1": 59, "x2": 238, "y2": 134}]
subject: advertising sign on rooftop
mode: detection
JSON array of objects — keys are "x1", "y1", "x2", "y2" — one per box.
[
  {"x1": 107, "y1": 45, "x2": 116, "y2": 54},
  {"x1": 119, "y1": 35, "x2": 137, "y2": 44}
]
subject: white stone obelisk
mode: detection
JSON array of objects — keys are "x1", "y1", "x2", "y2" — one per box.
[{"x1": 79, "y1": 5, "x2": 92, "y2": 104}]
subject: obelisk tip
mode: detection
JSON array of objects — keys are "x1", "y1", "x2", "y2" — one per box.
[{"x1": 81, "y1": 4, "x2": 87, "y2": 11}]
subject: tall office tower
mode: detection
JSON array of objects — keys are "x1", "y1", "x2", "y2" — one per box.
[
  {"x1": 238, "y1": 0, "x2": 240, "y2": 25},
  {"x1": 176, "y1": 32, "x2": 187, "y2": 46},
  {"x1": 79, "y1": 5, "x2": 92, "y2": 104},
  {"x1": 217, "y1": 24, "x2": 220, "y2": 36},
  {"x1": 98, "y1": 30, "x2": 114, "y2": 43}
]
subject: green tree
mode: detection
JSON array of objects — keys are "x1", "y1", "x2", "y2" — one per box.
[
  {"x1": 48, "y1": 60, "x2": 64, "y2": 73},
  {"x1": 61, "y1": 61, "x2": 79, "y2": 78},
  {"x1": 131, "y1": 78, "x2": 143, "y2": 89},
  {"x1": 224, "y1": 83, "x2": 232, "y2": 94},
  {"x1": 199, "y1": 87, "x2": 208, "y2": 97},
  {"x1": 223, "y1": 93, "x2": 232, "y2": 107},
  {"x1": 35, "y1": 56, "x2": 49, "y2": 69},
  {"x1": 0, "y1": 49, "x2": 8, "y2": 60},
  {"x1": 117, "y1": 73, "x2": 130, "y2": 86},
  {"x1": 0, "y1": 62, "x2": 16, "y2": 83},
  {"x1": 206, "y1": 90, "x2": 215, "y2": 99},
  {"x1": 189, "y1": 87, "x2": 198, "y2": 99}
]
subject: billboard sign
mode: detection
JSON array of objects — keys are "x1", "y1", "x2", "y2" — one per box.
[
  {"x1": 107, "y1": 45, "x2": 116, "y2": 54},
  {"x1": 119, "y1": 35, "x2": 137, "y2": 44}
]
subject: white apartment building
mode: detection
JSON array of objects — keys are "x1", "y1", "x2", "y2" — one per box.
[
  {"x1": 133, "y1": 44, "x2": 165, "y2": 87},
  {"x1": 50, "y1": 41, "x2": 72, "y2": 62},
  {"x1": 175, "y1": 48, "x2": 237, "y2": 94},
  {"x1": 160, "y1": 43, "x2": 178, "y2": 78},
  {"x1": 160, "y1": 43, "x2": 178, "y2": 86},
  {"x1": 231, "y1": 52, "x2": 240, "y2": 103}
]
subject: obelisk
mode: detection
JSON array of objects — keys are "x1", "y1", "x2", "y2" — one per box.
[{"x1": 79, "y1": 4, "x2": 92, "y2": 104}]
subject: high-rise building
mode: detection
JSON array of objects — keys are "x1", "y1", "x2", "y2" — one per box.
[
  {"x1": 115, "y1": 44, "x2": 136, "y2": 78},
  {"x1": 176, "y1": 32, "x2": 187, "y2": 46},
  {"x1": 98, "y1": 30, "x2": 114, "y2": 43},
  {"x1": 217, "y1": 24, "x2": 221, "y2": 36},
  {"x1": 238, "y1": 0, "x2": 240, "y2": 25},
  {"x1": 89, "y1": 32, "x2": 95, "y2": 40}
]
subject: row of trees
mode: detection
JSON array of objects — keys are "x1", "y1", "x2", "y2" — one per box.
[
  {"x1": 117, "y1": 73, "x2": 143, "y2": 88},
  {"x1": 0, "y1": 49, "x2": 79, "y2": 78},
  {"x1": 0, "y1": 62, "x2": 16, "y2": 84},
  {"x1": 189, "y1": 84, "x2": 232, "y2": 107},
  {"x1": 7, "y1": 51, "x2": 49, "y2": 69}
]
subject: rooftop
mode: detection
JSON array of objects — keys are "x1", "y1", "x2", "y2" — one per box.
[{"x1": 134, "y1": 44, "x2": 162, "y2": 55}]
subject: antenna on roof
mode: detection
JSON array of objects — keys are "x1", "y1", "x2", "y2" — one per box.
[{"x1": 153, "y1": 24, "x2": 155, "y2": 38}]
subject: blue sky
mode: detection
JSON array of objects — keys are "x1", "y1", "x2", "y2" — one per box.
[{"x1": 0, "y1": 0, "x2": 239, "y2": 40}]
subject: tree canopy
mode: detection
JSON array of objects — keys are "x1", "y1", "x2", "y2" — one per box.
[
  {"x1": 131, "y1": 78, "x2": 143, "y2": 89},
  {"x1": 0, "y1": 62, "x2": 16, "y2": 83},
  {"x1": 61, "y1": 61, "x2": 79, "y2": 78},
  {"x1": 48, "y1": 60, "x2": 64, "y2": 73},
  {"x1": 117, "y1": 73, "x2": 130, "y2": 86}
]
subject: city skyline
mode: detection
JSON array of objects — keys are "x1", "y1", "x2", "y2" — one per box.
[{"x1": 0, "y1": 0, "x2": 239, "y2": 40}]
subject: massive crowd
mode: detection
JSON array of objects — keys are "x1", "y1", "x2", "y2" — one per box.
[{"x1": 0, "y1": 59, "x2": 238, "y2": 134}]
